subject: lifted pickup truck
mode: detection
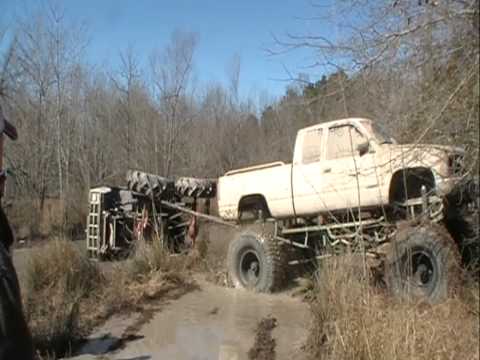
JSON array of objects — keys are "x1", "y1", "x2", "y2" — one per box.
[
  {"x1": 87, "y1": 118, "x2": 478, "y2": 303},
  {"x1": 217, "y1": 117, "x2": 463, "y2": 221}
]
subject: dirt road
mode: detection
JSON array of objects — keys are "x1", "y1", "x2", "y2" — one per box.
[
  {"x1": 72, "y1": 276, "x2": 309, "y2": 360},
  {"x1": 13, "y1": 226, "x2": 310, "y2": 360}
]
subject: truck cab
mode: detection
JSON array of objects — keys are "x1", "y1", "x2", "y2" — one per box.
[
  {"x1": 293, "y1": 117, "x2": 463, "y2": 215},
  {"x1": 292, "y1": 118, "x2": 386, "y2": 214}
]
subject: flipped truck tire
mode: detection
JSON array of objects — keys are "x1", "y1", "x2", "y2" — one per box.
[
  {"x1": 175, "y1": 177, "x2": 216, "y2": 198},
  {"x1": 385, "y1": 222, "x2": 460, "y2": 303},
  {"x1": 227, "y1": 232, "x2": 285, "y2": 293},
  {"x1": 126, "y1": 170, "x2": 174, "y2": 199}
]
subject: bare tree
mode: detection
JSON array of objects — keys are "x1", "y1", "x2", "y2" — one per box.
[
  {"x1": 226, "y1": 53, "x2": 241, "y2": 105},
  {"x1": 11, "y1": 3, "x2": 88, "y2": 228},
  {"x1": 150, "y1": 31, "x2": 198, "y2": 176},
  {"x1": 111, "y1": 47, "x2": 143, "y2": 169},
  {"x1": 271, "y1": 0, "x2": 479, "y2": 171}
]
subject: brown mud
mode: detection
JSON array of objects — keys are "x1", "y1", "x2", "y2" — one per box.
[
  {"x1": 248, "y1": 316, "x2": 278, "y2": 360},
  {"x1": 72, "y1": 276, "x2": 308, "y2": 360}
]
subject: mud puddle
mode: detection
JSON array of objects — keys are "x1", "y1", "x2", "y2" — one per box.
[{"x1": 92, "y1": 278, "x2": 309, "y2": 360}]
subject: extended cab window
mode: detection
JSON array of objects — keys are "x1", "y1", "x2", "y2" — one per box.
[
  {"x1": 302, "y1": 129, "x2": 323, "y2": 164},
  {"x1": 326, "y1": 125, "x2": 365, "y2": 160}
]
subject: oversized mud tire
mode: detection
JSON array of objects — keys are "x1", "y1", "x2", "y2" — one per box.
[
  {"x1": 445, "y1": 178, "x2": 479, "y2": 274},
  {"x1": 385, "y1": 223, "x2": 461, "y2": 303},
  {"x1": 227, "y1": 232, "x2": 285, "y2": 293},
  {"x1": 163, "y1": 210, "x2": 189, "y2": 252},
  {"x1": 175, "y1": 177, "x2": 216, "y2": 198},
  {"x1": 126, "y1": 170, "x2": 174, "y2": 199},
  {"x1": 457, "y1": 210, "x2": 480, "y2": 274}
]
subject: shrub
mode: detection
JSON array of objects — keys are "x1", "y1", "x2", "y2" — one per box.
[{"x1": 128, "y1": 237, "x2": 194, "y2": 279}]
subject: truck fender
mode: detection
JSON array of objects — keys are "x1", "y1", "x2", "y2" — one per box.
[{"x1": 388, "y1": 167, "x2": 435, "y2": 204}]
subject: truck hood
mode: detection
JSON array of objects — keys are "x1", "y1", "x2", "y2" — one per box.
[
  {"x1": 385, "y1": 143, "x2": 464, "y2": 154},
  {"x1": 375, "y1": 143, "x2": 464, "y2": 175}
]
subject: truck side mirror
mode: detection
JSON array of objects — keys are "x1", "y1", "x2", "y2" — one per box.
[{"x1": 357, "y1": 141, "x2": 370, "y2": 156}]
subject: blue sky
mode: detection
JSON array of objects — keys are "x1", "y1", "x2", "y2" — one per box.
[{"x1": 1, "y1": 0, "x2": 336, "y2": 100}]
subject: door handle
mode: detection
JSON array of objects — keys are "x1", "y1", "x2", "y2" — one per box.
[{"x1": 323, "y1": 167, "x2": 331, "y2": 173}]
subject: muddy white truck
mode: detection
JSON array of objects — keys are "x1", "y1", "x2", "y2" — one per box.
[{"x1": 86, "y1": 117, "x2": 478, "y2": 302}]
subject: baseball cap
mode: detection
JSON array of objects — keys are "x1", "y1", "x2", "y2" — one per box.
[{"x1": 0, "y1": 105, "x2": 17, "y2": 140}]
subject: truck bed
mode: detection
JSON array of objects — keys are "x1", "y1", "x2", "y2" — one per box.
[{"x1": 217, "y1": 162, "x2": 293, "y2": 220}]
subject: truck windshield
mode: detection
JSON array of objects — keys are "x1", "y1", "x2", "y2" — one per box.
[{"x1": 361, "y1": 120, "x2": 396, "y2": 144}]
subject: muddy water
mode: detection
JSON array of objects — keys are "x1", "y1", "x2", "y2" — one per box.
[{"x1": 111, "y1": 279, "x2": 309, "y2": 360}]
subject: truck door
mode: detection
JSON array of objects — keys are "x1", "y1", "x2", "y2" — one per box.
[
  {"x1": 321, "y1": 124, "x2": 378, "y2": 211},
  {"x1": 292, "y1": 128, "x2": 328, "y2": 215}
]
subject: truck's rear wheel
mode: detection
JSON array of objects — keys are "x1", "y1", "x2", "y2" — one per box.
[
  {"x1": 385, "y1": 223, "x2": 460, "y2": 303},
  {"x1": 227, "y1": 232, "x2": 285, "y2": 293}
]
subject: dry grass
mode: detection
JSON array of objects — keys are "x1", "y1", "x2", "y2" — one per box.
[
  {"x1": 23, "y1": 239, "x2": 103, "y2": 357},
  {"x1": 96, "y1": 239, "x2": 198, "y2": 318},
  {"x1": 8, "y1": 197, "x2": 87, "y2": 240},
  {"x1": 305, "y1": 255, "x2": 480, "y2": 360},
  {"x1": 194, "y1": 232, "x2": 230, "y2": 286},
  {"x1": 129, "y1": 238, "x2": 191, "y2": 276},
  {"x1": 22, "y1": 237, "x2": 197, "y2": 358},
  {"x1": 25, "y1": 239, "x2": 103, "y2": 295}
]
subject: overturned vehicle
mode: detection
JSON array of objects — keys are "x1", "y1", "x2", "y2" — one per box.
[{"x1": 86, "y1": 171, "x2": 217, "y2": 258}]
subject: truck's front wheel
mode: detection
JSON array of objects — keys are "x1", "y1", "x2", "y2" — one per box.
[
  {"x1": 385, "y1": 223, "x2": 460, "y2": 303},
  {"x1": 227, "y1": 232, "x2": 285, "y2": 293}
]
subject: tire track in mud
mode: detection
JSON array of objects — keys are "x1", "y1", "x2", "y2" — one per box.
[{"x1": 248, "y1": 316, "x2": 278, "y2": 360}]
